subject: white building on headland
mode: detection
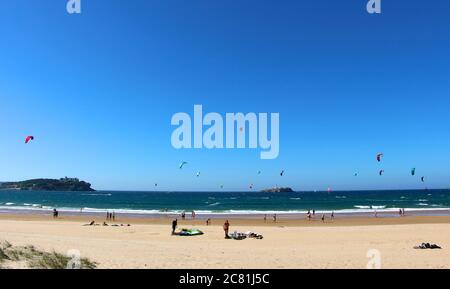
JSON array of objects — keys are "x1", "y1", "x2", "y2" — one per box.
[{"x1": 60, "y1": 177, "x2": 79, "y2": 182}]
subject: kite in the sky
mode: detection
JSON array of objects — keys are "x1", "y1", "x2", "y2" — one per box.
[
  {"x1": 257, "y1": 171, "x2": 261, "y2": 175},
  {"x1": 379, "y1": 170, "x2": 385, "y2": 176},
  {"x1": 280, "y1": 170, "x2": 285, "y2": 177},
  {"x1": 196, "y1": 172, "x2": 201, "y2": 177},
  {"x1": 376, "y1": 153, "x2": 384, "y2": 162},
  {"x1": 179, "y1": 161, "x2": 188, "y2": 169},
  {"x1": 421, "y1": 176, "x2": 425, "y2": 182},
  {"x1": 354, "y1": 172, "x2": 359, "y2": 177},
  {"x1": 25, "y1": 136, "x2": 34, "y2": 144},
  {"x1": 411, "y1": 168, "x2": 416, "y2": 176}
]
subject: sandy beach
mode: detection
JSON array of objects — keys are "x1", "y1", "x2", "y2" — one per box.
[{"x1": 1, "y1": 214, "x2": 449, "y2": 269}]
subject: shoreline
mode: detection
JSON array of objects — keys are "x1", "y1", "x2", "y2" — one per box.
[
  {"x1": 2, "y1": 206, "x2": 450, "y2": 219},
  {"x1": 2, "y1": 210, "x2": 450, "y2": 227}
]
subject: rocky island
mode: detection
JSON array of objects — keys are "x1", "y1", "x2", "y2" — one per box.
[
  {"x1": 261, "y1": 187, "x2": 294, "y2": 193},
  {"x1": 0, "y1": 177, "x2": 95, "y2": 192}
]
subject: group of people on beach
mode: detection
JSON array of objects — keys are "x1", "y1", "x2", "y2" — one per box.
[
  {"x1": 306, "y1": 210, "x2": 334, "y2": 223},
  {"x1": 106, "y1": 212, "x2": 116, "y2": 221},
  {"x1": 181, "y1": 211, "x2": 196, "y2": 220},
  {"x1": 171, "y1": 217, "x2": 231, "y2": 239},
  {"x1": 263, "y1": 214, "x2": 277, "y2": 223}
]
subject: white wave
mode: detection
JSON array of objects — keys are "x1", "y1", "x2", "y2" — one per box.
[
  {"x1": 207, "y1": 202, "x2": 221, "y2": 207},
  {"x1": 354, "y1": 205, "x2": 386, "y2": 210},
  {"x1": 5, "y1": 203, "x2": 15, "y2": 206},
  {"x1": 81, "y1": 193, "x2": 112, "y2": 196},
  {"x1": 417, "y1": 203, "x2": 429, "y2": 206},
  {"x1": 335, "y1": 196, "x2": 347, "y2": 199},
  {"x1": 289, "y1": 198, "x2": 301, "y2": 200},
  {"x1": 1, "y1": 205, "x2": 450, "y2": 216}
]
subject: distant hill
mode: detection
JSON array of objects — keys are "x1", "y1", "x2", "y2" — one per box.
[
  {"x1": 261, "y1": 187, "x2": 294, "y2": 193},
  {"x1": 0, "y1": 177, "x2": 95, "y2": 192}
]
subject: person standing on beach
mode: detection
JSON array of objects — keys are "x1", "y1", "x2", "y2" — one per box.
[
  {"x1": 273, "y1": 214, "x2": 277, "y2": 223},
  {"x1": 321, "y1": 214, "x2": 325, "y2": 223},
  {"x1": 172, "y1": 219, "x2": 178, "y2": 235},
  {"x1": 331, "y1": 211, "x2": 334, "y2": 221},
  {"x1": 223, "y1": 220, "x2": 230, "y2": 239},
  {"x1": 264, "y1": 214, "x2": 267, "y2": 223},
  {"x1": 313, "y1": 210, "x2": 315, "y2": 216},
  {"x1": 112, "y1": 212, "x2": 115, "y2": 221},
  {"x1": 192, "y1": 211, "x2": 196, "y2": 219}
]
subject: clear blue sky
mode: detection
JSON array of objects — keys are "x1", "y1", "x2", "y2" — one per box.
[{"x1": 1, "y1": 0, "x2": 449, "y2": 191}]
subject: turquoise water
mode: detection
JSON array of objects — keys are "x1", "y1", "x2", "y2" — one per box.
[{"x1": 0, "y1": 189, "x2": 450, "y2": 215}]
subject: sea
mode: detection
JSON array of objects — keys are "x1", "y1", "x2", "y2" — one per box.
[{"x1": 0, "y1": 189, "x2": 450, "y2": 217}]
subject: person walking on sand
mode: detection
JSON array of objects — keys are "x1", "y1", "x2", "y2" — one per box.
[
  {"x1": 331, "y1": 211, "x2": 334, "y2": 221},
  {"x1": 273, "y1": 214, "x2": 277, "y2": 223},
  {"x1": 321, "y1": 214, "x2": 325, "y2": 223},
  {"x1": 223, "y1": 220, "x2": 230, "y2": 239},
  {"x1": 192, "y1": 211, "x2": 196, "y2": 219},
  {"x1": 172, "y1": 219, "x2": 178, "y2": 235},
  {"x1": 264, "y1": 214, "x2": 267, "y2": 223},
  {"x1": 206, "y1": 218, "x2": 211, "y2": 226},
  {"x1": 112, "y1": 212, "x2": 115, "y2": 221}
]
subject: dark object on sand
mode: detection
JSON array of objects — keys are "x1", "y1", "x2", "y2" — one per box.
[
  {"x1": 230, "y1": 231, "x2": 264, "y2": 240},
  {"x1": 414, "y1": 243, "x2": 442, "y2": 250},
  {"x1": 176, "y1": 228, "x2": 204, "y2": 236}
]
